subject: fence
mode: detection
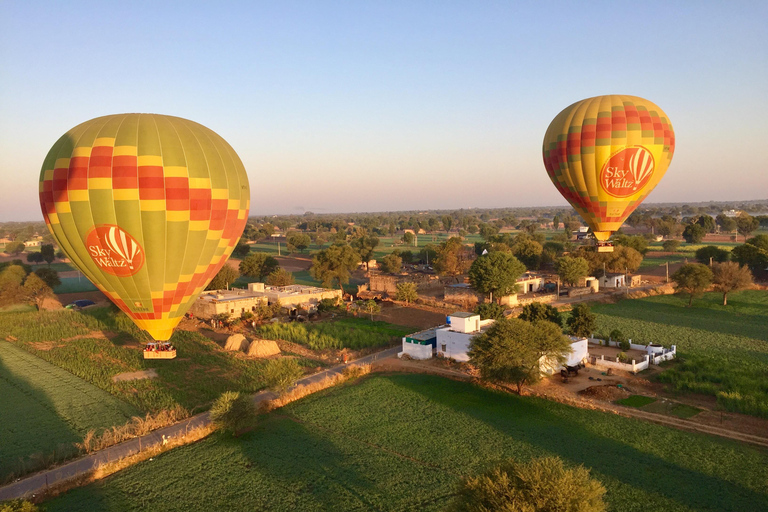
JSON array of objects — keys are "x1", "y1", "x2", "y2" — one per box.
[
  {"x1": 589, "y1": 353, "x2": 649, "y2": 373},
  {"x1": 587, "y1": 338, "x2": 676, "y2": 373}
]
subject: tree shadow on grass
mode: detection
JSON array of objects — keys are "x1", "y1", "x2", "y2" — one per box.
[{"x1": 392, "y1": 373, "x2": 768, "y2": 512}]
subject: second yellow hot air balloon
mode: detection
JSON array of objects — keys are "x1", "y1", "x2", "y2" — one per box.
[
  {"x1": 39, "y1": 114, "x2": 250, "y2": 341},
  {"x1": 542, "y1": 95, "x2": 675, "y2": 248}
]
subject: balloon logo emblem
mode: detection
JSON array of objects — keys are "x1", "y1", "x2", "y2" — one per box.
[
  {"x1": 599, "y1": 146, "x2": 655, "y2": 198},
  {"x1": 85, "y1": 225, "x2": 145, "y2": 277}
]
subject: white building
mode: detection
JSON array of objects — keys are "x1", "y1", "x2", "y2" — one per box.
[
  {"x1": 400, "y1": 312, "x2": 590, "y2": 372},
  {"x1": 598, "y1": 273, "x2": 626, "y2": 288}
]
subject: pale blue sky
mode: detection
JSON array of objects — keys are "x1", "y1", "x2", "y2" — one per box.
[{"x1": 1, "y1": 1, "x2": 766, "y2": 221}]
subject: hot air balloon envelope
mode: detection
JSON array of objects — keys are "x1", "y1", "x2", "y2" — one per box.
[
  {"x1": 39, "y1": 114, "x2": 250, "y2": 341},
  {"x1": 542, "y1": 95, "x2": 675, "y2": 243}
]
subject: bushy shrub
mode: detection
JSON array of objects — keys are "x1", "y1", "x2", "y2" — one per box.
[
  {"x1": 209, "y1": 391, "x2": 256, "y2": 436},
  {"x1": 262, "y1": 358, "x2": 304, "y2": 394},
  {"x1": 452, "y1": 456, "x2": 606, "y2": 512}
]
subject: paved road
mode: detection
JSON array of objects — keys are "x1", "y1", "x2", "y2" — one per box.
[{"x1": 0, "y1": 345, "x2": 402, "y2": 501}]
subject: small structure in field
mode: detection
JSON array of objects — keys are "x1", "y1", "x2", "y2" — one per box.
[
  {"x1": 247, "y1": 339, "x2": 281, "y2": 358},
  {"x1": 224, "y1": 334, "x2": 249, "y2": 352}
]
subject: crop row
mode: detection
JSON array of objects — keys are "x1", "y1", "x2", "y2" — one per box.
[{"x1": 256, "y1": 318, "x2": 407, "y2": 350}]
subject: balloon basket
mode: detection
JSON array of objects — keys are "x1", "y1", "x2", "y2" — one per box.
[
  {"x1": 143, "y1": 342, "x2": 177, "y2": 360},
  {"x1": 596, "y1": 241, "x2": 614, "y2": 253}
]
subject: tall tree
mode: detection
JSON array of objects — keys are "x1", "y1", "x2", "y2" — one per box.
[
  {"x1": 711, "y1": 261, "x2": 753, "y2": 306},
  {"x1": 310, "y1": 244, "x2": 361, "y2": 291},
  {"x1": 4, "y1": 241, "x2": 25, "y2": 256},
  {"x1": 433, "y1": 237, "x2": 471, "y2": 276},
  {"x1": 566, "y1": 303, "x2": 596, "y2": 338},
  {"x1": 468, "y1": 318, "x2": 571, "y2": 394},
  {"x1": 239, "y1": 253, "x2": 279, "y2": 279},
  {"x1": 395, "y1": 282, "x2": 418, "y2": 303},
  {"x1": 350, "y1": 234, "x2": 379, "y2": 269},
  {"x1": 511, "y1": 234, "x2": 543, "y2": 270},
  {"x1": 682, "y1": 224, "x2": 706, "y2": 244},
  {"x1": 519, "y1": 302, "x2": 562, "y2": 327},
  {"x1": 468, "y1": 252, "x2": 526, "y2": 303},
  {"x1": 379, "y1": 252, "x2": 402, "y2": 274},
  {"x1": 266, "y1": 268, "x2": 294, "y2": 286},
  {"x1": 34, "y1": 268, "x2": 61, "y2": 289},
  {"x1": 715, "y1": 214, "x2": 737, "y2": 233},
  {"x1": 441, "y1": 215, "x2": 454, "y2": 233},
  {"x1": 672, "y1": 263, "x2": 713, "y2": 306},
  {"x1": 736, "y1": 214, "x2": 760, "y2": 240},
  {"x1": 694, "y1": 246, "x2": 729, "y2": 264},
  {"x1": 22, "y1": 273, "x2": 52, "y2": 310},
  {"x1": 206, "y1": 265, "x2": 240, "y2": 290},
  {"x1": 231, "y1": 240, "x2": 251, "y2": 259},
  {"x1": 40, "y1": 244, "x2": 56, "y2": 265},
  {"x1": 286, "y1": 232, "x2": 311, "y2": 254},
  {"x1": 555, "y1": 256, "x2": 589, "y2": 287}
]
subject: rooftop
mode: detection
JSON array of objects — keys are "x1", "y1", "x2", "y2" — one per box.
[{"x1": 449, "y1": 312, "x2": 477, "y2": 318}]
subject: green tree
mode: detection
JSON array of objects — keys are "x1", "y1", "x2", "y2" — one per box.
[
  {"x1": 231, "y1": 240, "x2": 251, "y2": 259},
  {"x1": 519, "y1": 302, "x2": 562, "y2": 327},
  {"x1": 266, "y1": 268, "x2": 294, "y2": 286},
  {"x1": 360, "y1": 299, "x2": 381, "y2": 320},
  {"x1": 613, "y1": 234, "x2": 649, "y2": 255},
  {"x1": 22, "y1": 273, "x2": 52, "y2": 310},
  {"x1": 262, "y1": 358, "x2": 304, "y2": 394},
  {"x1": 682, "y1": 223, "x2": 705, "y2": 244},
  {"x1": 419, "y1": 244, "x2": 438, "y2": 265},
  {"x1": 395, "y1": 282, "x2": 418, "y2": 303},
  {"x1": 0, "y1": 264, "x2": 29, "y2": 307},
  {"x1": 473, "y1": 302, "x2": 505, "y2": 320},
  {"x1": 695, "y1": 215, "x2": 716, "y2": 233},
  {"x1": 672, "y1": 263, "x2": 713, "y2": 306},
  {"x1": 452, "y1": 456, "x2": 606, "y2": 512},
  {"x1": 401, "y1": 232, "x2": 415, "y2": 246},
  {"x1": 4, "y1": 241, "x2": 25, "y2": 255},
  {"x1": 731, "y1": 241, "x2": 768, "y2": 273},
  {"x1": 566, "y1": 303, "x2": 596, "y2": 338},
  {"x1": 511, "y1": 234, "x2": 543, "y2": 270},
  {"x1": 239, "y1": 252, "x2": 280, "y2": 279},
  {"x1": 379, "y1": 252, "x2": 403, "y2": 274},
  {"x1": 468, "y1": 318, "x2": 571, "y2": 394},
  {"x1": 310, "y1": 244, "x2": 361, "y2": 291},
  {"x1": 34, "y1": 267, "x2": 61, "y2": 289},
  {"x1": 434, "y1": 237, "x2": 471, "y2": 276},
  {"x1": 350, "y1": 234, "x2": 379, "y2": 269},
  {"x1": 442, "y1": 215, "x2": 454, "y2": 233},
  {"x1": 552, "y1": 214, "x2": 561, "y2": 230},
  {"x1": 736, "y1": 214, "x2": 760, "y2": 240},
  {"x1": 695, "y1": 245, "x2": 729, "y2": 264},
  {"x1": 716, "y1": 213, "x2": 737, "y2": 233},
  {"x1": 286, "y1": 232, "x2": 311, "y2": 254},
  {"x1": 209, "y1": 391, "x2": 256, "y2": 437},
  {"x1": 662, "y1": 240, "x2": 680, "y2": 252},
  {"x1": 206, "y1": 265, "x2": 240, "y2": 290},
  {"x1": 555, "y1": 256, "x2": 589, "y2": 287},
  {"x1": 712, "y1": 261, "x2": 753, "y2": 306},
  {"x1": 26, "y1": 252, "x2": 44, "y2": 264},
  {"x1": 468, "y1": 252, "x2": 526, "y2": 303}
]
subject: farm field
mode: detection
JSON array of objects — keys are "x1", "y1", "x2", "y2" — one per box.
[
  {"x1": 0, "y1": 341, "x2": 138, "y2": 481},
  {"x1": 592, "y1": 290, "x2": 768, "y2": 417},
  {"x1": 256, "y1": 317, "x2": 412, "y2": 350},
  {"x1": 46, "y1": 374, "x2": 768, "y2": 511},
  {"x1": 0, "y1": 308, "x2": 272, "y2": 413}
]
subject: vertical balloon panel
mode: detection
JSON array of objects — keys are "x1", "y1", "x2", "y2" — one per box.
[{"x1": 40, "y1": 114, "x2": 250, "y2": 341}]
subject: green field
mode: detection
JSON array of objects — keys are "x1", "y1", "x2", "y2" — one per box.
[
  {"x1": 53, "y1": 276, "x2": 99, "y2": 294},
  {"x1": 593, "y1": 290, "x2": 768, "y2": 417},
  {"x1": 0, "y1": 308, "x2": 272, "y2": 413},
  {"x1": 0, "y1": 341, "x2": 138, "y2": 481},
  {"x1": 45, "y1": 374, "x2": 768, "y2": 511},
  {"x1": 256, "y1": 317, "x2": 412, "y2": 350}
]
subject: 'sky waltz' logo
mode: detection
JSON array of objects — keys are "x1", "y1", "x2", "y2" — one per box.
[
  {"x1": 600, "y1": 146, "x2": 655, "y2": 197},
  {"x1": 85, "y1": 225, "x2": 144, "y2": 277}
]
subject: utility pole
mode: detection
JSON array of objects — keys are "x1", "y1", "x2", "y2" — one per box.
[{"x1": 666, "y1": 261, "x2": 669, "y2": 283}]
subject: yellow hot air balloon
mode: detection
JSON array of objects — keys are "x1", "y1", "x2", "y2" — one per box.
[
  {"x1": 39, "y1": 114, "x2": 250, "y2": 341},
  {"x1": 542, "y1": 95, "x2": 675, "y2": 251}
]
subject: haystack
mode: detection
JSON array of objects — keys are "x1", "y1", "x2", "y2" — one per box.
[
  {"x1": 247, "y1": 339, "x2": 281, "y2": 358},
  {"x1": 224, "y1": 334, "x2": 249, "y2": 352}
]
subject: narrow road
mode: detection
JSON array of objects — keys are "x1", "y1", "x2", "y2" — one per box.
[{"x1": 0, "y1": 345, "x2": 402, "y2": 501}]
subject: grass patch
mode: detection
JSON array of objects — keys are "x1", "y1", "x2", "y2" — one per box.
[
  {"x1": 45, "y1": 374, "x2": 768, "y2": 512},
  {"x1": 0, "y1": 308, "x2": 272, "y2": 413},
  {"x1": 616, "y1": 395, "x2": 657, "y2": 407},
  {"x1": 593, "y1": 290, "x2": 768, "y2": 418},
  {"x1": 256, "y1": 317, "x2": 411, "y2": 350},
  {"x1": 641, "y1": 400, "x2": 702, "y2": 419},
  {"x1": 54, "y1": 276, "x2": 99, "y2": 294},
  {"x1": 0, "y1": 341, "x2": 138, "y2": 482}
]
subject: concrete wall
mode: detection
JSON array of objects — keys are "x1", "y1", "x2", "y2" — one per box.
[
  {"x1": 400, "y1": 340, "x2": 433, "y2": 360},
  {"x1": 449, "y1": 314, "x2": 480, "y2": 334},
  {"x1": 436, "y1": 329, "x2": 473, "y2": 362}
]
